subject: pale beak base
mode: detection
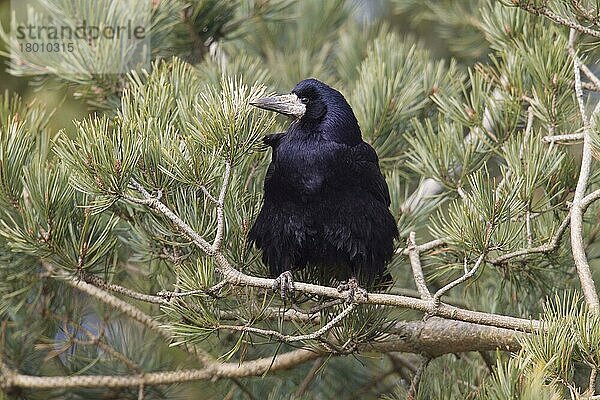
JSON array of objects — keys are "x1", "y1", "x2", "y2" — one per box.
[{"x1": 250, "y1": 93, "x2": 306, "y2": 119}]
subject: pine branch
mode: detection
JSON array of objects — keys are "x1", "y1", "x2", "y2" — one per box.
[
  {"x1": 542, "y1": 132, "x2": 584, "y2": 143},
  {"x1": 589, "y1": 367, "x2": 598, "y2": 397},
  {"x1": 125, "y1": 178, "x2": 540, "y2": 332},
  {"x1": 63, "y1": 318, "x2": 142, "y2": 374},
  {"x1": 158, "y1": 280, "x2": 229, "y2": 300},
  {"x1": 515, "y1": 1, "x2": 600, "y2": 38},
  {"x1": 79, "y1": 271, "x2": 169, "y2": 305},
  {"x1": 212, "y1": 161, "x2": 232, "y2": 252},
  {"x1": 0, "y1": 348, "x2": 318, "y2": 390},
  {"x1": 217, "y1": 302, "x2": 357, "y2": 345},
  {"x1": 488, "y1": 212, "x2": 571, "y2": 264},
  {"x1": 397, "y1": 238, "x2": 446, "y2": 255},
  {"x1": 0, "y1": 318, "x2": 523, "y2": 390},
  {"x1": 48, "y1": 266, "x2": 172, "y2": 341},
  {"x1": 432, "y1": 254, "x2": 485, "y2": 306},
  {"x1": 45, "y1": 264, "x2": 217, "y2": 368},
  {"x1": 406, "y1": 232, "x2": 433, "y2": 301},
  {"x1": 568, "y1": 29, "x2": 600, "y2": 313}
]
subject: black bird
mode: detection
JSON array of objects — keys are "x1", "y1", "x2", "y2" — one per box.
[{"x1": 248, "y1": 78, "x2": 398, "y2": 298}]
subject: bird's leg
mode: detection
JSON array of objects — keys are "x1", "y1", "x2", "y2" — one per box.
[
  {"x1": 273, "y1": 270, "x2": 295, "y2": 300},
  {"x1": 337, "y1": 277, "x2": 368, "y2": 304}
]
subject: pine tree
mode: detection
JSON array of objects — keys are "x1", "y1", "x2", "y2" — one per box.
[{"x1": 2, "y1": 0, "x2": 600, "y2": 398}]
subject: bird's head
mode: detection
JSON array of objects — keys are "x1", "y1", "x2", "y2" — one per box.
[{"x1": 250, "y1": 78, "x2": 362, "y2": 144}]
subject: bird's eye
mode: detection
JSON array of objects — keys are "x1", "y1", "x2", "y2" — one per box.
[{"x1": 300, "y1": 97, "x2": 309, "y2": 104}]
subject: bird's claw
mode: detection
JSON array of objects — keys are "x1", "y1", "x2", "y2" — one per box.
[
  {"x1": 337, "y1": 278, "x2": 367, "y2": 304},
  {"x1": 273, "y1": 270, "x2": 295, "y2": 300}
]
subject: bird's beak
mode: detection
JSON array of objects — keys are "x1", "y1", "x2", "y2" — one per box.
[{"x1": 250, "y1": 93, "x2": 306, "y2": 119}]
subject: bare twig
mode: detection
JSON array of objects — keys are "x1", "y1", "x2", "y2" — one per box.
[
  {"x1": 138, "y1": 382, "x2": 145, "y2": 400},
  {"x1": 291, "y1": 299, "x2": 345, "y2": 316},
  {"x1": 397, "y1": 239, "x2": 445, "y2": 255},
  {"x1": 517, "y1": 2, "x2": 600, "y2": 38},
  {"x1": 521, "y1": 107, "x2": 535, "y2": 248},
  {"x1": 489, "y1": 212, "x2": 570, "y2": 264},
  {"x1": 542, "y1": 132, "x2": 584, "y2": 143},
  {"x1": 516, "y1": 106, "x2": 534, "y2": 248},
  {"x1": 201, "y1": 186, "x2": 219, "y2": 205},
  {"x1": 295, "y1": 358, "x2": 326, "y2": 398},
  {"x1": 525, "y1": 210, "x2": 533, "y2": 247},
  {"x1": 407, "y1": 232, "x2": 433, "y2": 301},
  {"x1": 583, "y1": 81, "x2": 600, "y2": 92},
  {"x1": 589, "y1": 367, "x2": 598, "y2": 397},
  {"x1": 212, "y1": 161, "x2": 232, "y2": 252},
  {"x1": 158, "y1": 280, "x2": 228, "y2": 300},
  {"x1": 407, "y1": 356, "x2": 430, "y2": 400},
  {"x1": 568, "y1": 29, "x2": 600, "y2": 313},
  {"x1": 520, "y1": 106, "x2": 534, "y2": 160},
  {"x1": 457, "y1": 186, "x2": 477, "y2": 213},
  {"x1": 79, "y1": 271, "x2": 168, "y2": 305},
  {"x1": 432, "y1": 254, "x2": 485, "y2": 307},
  {"x1": 231, "y1": 378, "x2": 258, "y2": 400},
  {"x1": 50, "y1": 267, "x2": 172, "y2": 341},
  {"x1": 219, "y1": 306, "x2": 321, "y2": 324},
  {"x1": 388, "y1": 354, "x2": 418, "y2": 374},
  {"x1": 219, "y1": 303, "x2": 356, "y2": 344},
  {"x1": 65, "y1": 319, "x2": 142, "y2": 374},
  {"x1": 582, "y1": 189, "x2": 600, "y2": 211},
  {"x1": 352, "y1": 367, "x2": 397, "y2": 399},
  {"x1": 223, "y1": 387, "x2": 236, "y2": 400},
  {"x1": 581, "y1": 62, "x2": 600, "y2": 89},
  {"x1": 479, "y1": 351, "x2": 495, "y2": 373},
  {"x1": 126, "y1": 180, "x2": 214, "y2": 255}
]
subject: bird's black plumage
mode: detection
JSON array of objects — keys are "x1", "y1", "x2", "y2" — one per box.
[{"x1": 248, "y1": 79, "x2": 398, "y2": 287}]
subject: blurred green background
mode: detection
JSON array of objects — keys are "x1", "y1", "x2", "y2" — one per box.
[
  {"x1": 0, "y1": 0, "x2": 88, "y2": 132},
  {"x1": 0, "y1": 0, "x2": 467, "y2": 135}
]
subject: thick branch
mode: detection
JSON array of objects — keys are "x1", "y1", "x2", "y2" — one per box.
[
  {"x1": 0, "y1": 348, "x2": 318, "y2": 390},
  {"x1": 383, "y1": 317, "x2": 522, "y2": 356}
]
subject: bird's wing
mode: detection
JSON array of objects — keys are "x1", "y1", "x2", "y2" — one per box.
[
  {"x1": 350, "y1": 141, "x2": 391, "y2": 207},
  {"x1": 263, "y1": 132, "x2": 286, "y2": 148},
  {"x1": 262, "y1": 133, "x2": 286, "y2": 186},
  {"x1": 262, "y1": 133, "x2": 287, "y2": 190}
]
